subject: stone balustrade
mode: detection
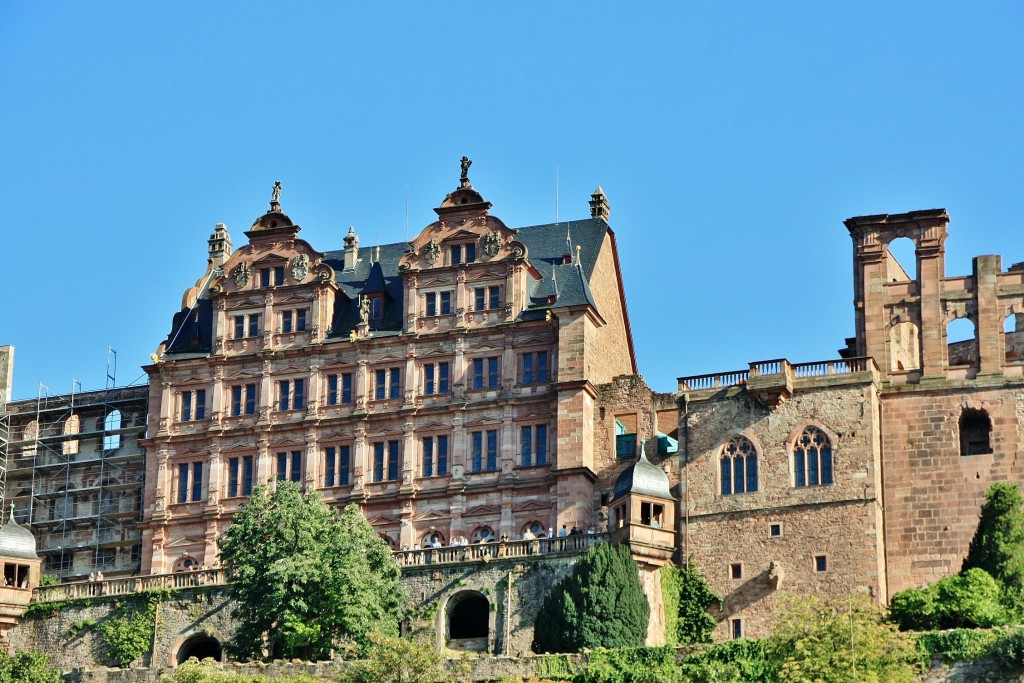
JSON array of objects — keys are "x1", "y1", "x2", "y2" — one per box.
[{"x1": 31, "y1": 534, "x2": 606, "y2": 604}]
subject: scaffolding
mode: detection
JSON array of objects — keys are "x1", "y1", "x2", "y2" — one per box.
[{"x1": 5, "y1": 350, "x2": 147, "y2": 579}]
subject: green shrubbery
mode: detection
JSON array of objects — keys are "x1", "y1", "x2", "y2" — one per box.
[
  {"x1": 532, "y1": 543, "x2": 649, "y2": 653},
  {"x1": 660, "y1": 564, "x2": 720, "y2": 646},
  {"x1": 889, "y1": 568, "x2": 1010, "y2": 630},
  {"x1": 0, "y1": 649, "x2": 62, "y2": 683}
]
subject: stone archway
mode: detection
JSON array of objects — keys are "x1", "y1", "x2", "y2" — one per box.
[
  {"x1": 174, "y1": 633, "x2": 223, "y2": 665},
  {"x1": 445, "y1": 590, "x2": 490, "y2": 651}
]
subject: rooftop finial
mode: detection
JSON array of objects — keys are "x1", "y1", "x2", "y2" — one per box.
[
  {"x1": 8, "y1": 502, "x2": 14, "y2": 524},
  {"x1": 270, "y1": 181, "x2": 282, "y2": 211},
  {"x1": 460, "y1": 156, "x2": 472, "y2": 187}
]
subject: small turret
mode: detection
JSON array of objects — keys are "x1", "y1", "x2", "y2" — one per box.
[
  {"x1": 589, "y1": 186, "x2": 610, "y2": 221},
  {"x1": 0, "y1": 503, "x2": 42, "y2": 646},
  {"x1": 207, "y1": 223, "x2": 233, "y2": 268},
  {"x1": 344, "y1": 227, "x2": 360, "y2": 270}
]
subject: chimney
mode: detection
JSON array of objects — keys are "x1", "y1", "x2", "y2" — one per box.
[
  {"x1": 344, "y1": 227, "x2": 359, "y2": 270},
  {"x1": 207, "y1": 223, "x2": 233, "y2": 268}
]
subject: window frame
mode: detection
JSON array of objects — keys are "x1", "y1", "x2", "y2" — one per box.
[
  {"x1": 175, "y1": 462, "x2": 205, "y2": 504},
  {"x1": 520, "y1": 424, "x2": 549, "y2": 468},
  {"x1": 793, "y1": 426, "x2": 834, "y2": 488},
  {"x1": 720, "y1": 434, "x2": 759, "y2": 495},
  {"x1": 227, "y1": 455, "x2": 255, "y2": 498}
]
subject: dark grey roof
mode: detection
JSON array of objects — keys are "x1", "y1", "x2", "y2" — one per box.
[
  {"x1": 613, "y1": 445, "x2": 675, "y2": 501},
  {"x1": 163, "y1": 216, "x2": 612, "y2": 356},
  {"x1": 0, "y1": 507, "x2": 39, "y2": 560}
]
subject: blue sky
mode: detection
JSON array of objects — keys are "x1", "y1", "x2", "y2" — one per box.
[{"x1": 2, "y1": 2, "x2": 1022, "y2": 400}]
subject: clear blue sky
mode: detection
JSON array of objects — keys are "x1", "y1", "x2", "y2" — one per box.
[{"x1": 2, "y1": 2, "x2": 1022, "y2": 400}]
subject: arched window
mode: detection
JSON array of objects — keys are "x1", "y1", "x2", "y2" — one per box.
[
  {"x1": 63, "y1": 415, "x2": 81, "y2": 455},
  {"x1": 422, "y1": 531, "x2": 445, "y2": 547},
  {"x1": 378, "y1": 532, "x2": 397, "y2": 549},
  {"x1": 794, "y1": 427, "x2": 833, "y2": 487},
  {"x1": 103, "y1": 410, "x2": 122, "y2": 451},
  {"x1": 520, "y1": 521, "x2": 544, "y2": 538},
  {"x1": 947, "y1": 317, "x2": 977, "y2": 367},
  {"x1": 172, "y1": 556, "x2": 198, "y2": 573},
  {"x1": 720, "y1": 435, "x2": 758, "y2": 495},
  {"x1": 471, "y1": 526, "x2": 494, "y2": 543},
  {"x1": 960, "y1": 409, "x2": 992, "y2": 456}
]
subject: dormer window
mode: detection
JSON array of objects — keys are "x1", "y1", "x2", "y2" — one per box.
[
  {"x1": 365, "y1": 293, "x2": 384, "y2": 321},
  {"x1": 450, "y1": 243, "x2": 476, "y2": 265},
  {"x1": 260, "y1": 266, "x2": 286, "y2": 288}
]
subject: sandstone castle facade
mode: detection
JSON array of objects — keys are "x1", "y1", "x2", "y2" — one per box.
[{"x1": 2, "y1": 165, "x2": 1024, "y2": 646}]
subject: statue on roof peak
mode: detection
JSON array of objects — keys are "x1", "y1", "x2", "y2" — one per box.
[
  {"x1": 271, "y1": 181, "x2": 281, "y2": 203},
  {"x1": 460, "y1": 156, "x2": 472, "y2": 183}
]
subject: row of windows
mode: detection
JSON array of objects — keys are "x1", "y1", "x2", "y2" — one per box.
[
  {"x1": 172, "y1": 426, "x2": 550, "y2": 502},
  {"x1": 719, "y1": 427, "x2": 834, "y2": 496},
  {"x1": 176, "y1": 352, "x2": 551, "y2": 421},
  {"x1": 423, "y1": 286, "x2": 503, "y2": 317}
]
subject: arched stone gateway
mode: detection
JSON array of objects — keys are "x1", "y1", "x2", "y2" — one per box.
[
  {"x1": 444, "y1": 590, "x2": 490, "y2": 651},
  {"x1": 174, "y1": 633, "x2": 223, "y2": 665}
]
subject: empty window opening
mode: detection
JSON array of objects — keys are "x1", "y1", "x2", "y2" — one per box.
[
  {"x1": 960, "y1": 408, "x2": 992, "y2": 456},
  {"x1": 889, "y1": 321, "x2": 920, "y2": 371},
  {"x1": 176, "y1": 634, "x2": 222, "y2": 665},
  {"x1": 731, "y1": 618, "x2": 743, "y2": 639},
  {"x1": 947, "y1": 317, "x2": 978, "y2": 367},
  {"x1": 730, "y1": 563, "x2": 743, "y2": 580},
  {"x1": 1006, "y1": 313, "x2": 1023, "y2": 363},
  {"x1": 448, "y1": 592, "x2": 489, "y2": 641},
  {"x1": 814, "y1": 555, "x2": 828, "y2": 573},
  {"x1": 103, "y1": 410, "x2": 122, "y2": 451},
  {"x1": 886, "y1": 237, "x2": 916, "y2": 281}
]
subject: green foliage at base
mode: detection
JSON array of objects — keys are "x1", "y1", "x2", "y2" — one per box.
[
  {"x1": 0, "y1": 649, "x2": 62, "y2": 683},
  {"x1": 677, "y1": 639, "x2": 771, "y2": 683},
  {"x1": 889, "y1": 568, "x2": 1010, "y2": 630},
  {"x1": 535, "y1": 654, "x2": 578, "y2": 680},
  {"x1": 992, "y1": 628, "x2": 1024, "y2": 670},
  {"x1": 160, "y1": 658, "x2": 321, "y2": 683},
  {"x1": 338, "y1": 632, "x2": 452, "y2": 683},
  {"x1": 661, "y1": 564, "x2": 720, "y2": 646},
  {"x1": 575, "y1": 647, "x2": 677, "y2": 683},
  {"x1": 916, "y1": 628, "x2": 1003, "y2": 662},
  {"x1": 532, "y1": 543, "x2": 649, "y2": 653},
  {"x1": 72, "y1": 589, "x2": 166, "y2": 667}
]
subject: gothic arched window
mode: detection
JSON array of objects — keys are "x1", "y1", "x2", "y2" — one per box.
[
  {"x1": 794, "y1": 427, "x2": 833, "y2": 487},
  {"x1": 720, "y1": 435, "x2": 758, "y2": 495}
]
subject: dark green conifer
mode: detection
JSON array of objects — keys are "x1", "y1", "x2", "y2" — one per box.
[{"x1": 962, "y1": 482, "x2": 1024, "y2": 600}]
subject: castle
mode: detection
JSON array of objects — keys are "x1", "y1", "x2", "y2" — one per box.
[{"x1": 2, "y1": 164, "x2": 1023, "y2": 649}]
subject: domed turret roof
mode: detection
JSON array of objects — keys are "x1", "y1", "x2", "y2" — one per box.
[
  {"x1": 0, "y1": 504, "x2": 38, "y2": 561},
  {"x1": 613, "y1": 444, "x2": 675, "y2": 501}
]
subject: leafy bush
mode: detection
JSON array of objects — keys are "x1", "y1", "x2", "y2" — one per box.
[
  {"x1": 532, "y1": 543, "x2": 649, "y2": 653},
  {"x1": 338, "y1": 632, "x2": 450, "y2": 683},
  {"x1": 574, "y1": 647, "x2": 677, "y2": 683},
  {"x1": 963, "y1": 482, "x2": 1024, "y2": 599},
  {"x1": 0, "y1": 648, "x2": 62, "y2": 683},
  {"x1": 37, "y1": 574, "x2": 61, "y2": 587},
  {"x1": 916, "y1": 628, "x2": 1002, "y2": 662},
  {"x1": 678, "y1": 638, "x2": 772, "y2": 683},
  {"x1": 993, "y1": 628, "x2": 1024, "y2": 671},
  {"x1": 889, "y1": 568, "x2": 1009, "y2": 630},
  {"x1": 766, "y1": 596, "x2": 919, "y2": 683}
]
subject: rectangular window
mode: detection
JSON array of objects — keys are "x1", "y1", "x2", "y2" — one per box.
[
  {"x1": 282, "y1": 310, "x2": 293, "y2": 333},
  {"x1": 616, "y1": 433, "x2": 637, "y2": 459},
  {"x1": 260, "y1": 267, "x2": 271, "y2": 288},
  {"x1": 731, "y1": 619, "x2": 743, "y2": 640},
  {"x1": 179, "y1": 390, "x2": 206, "y2": 422},
  {"x1": 277, "y1": 379, "x2": 305, "y2": 411},
  {"x1": 276, "y1": 451, "x2": 302, "y2": 483},
  {"x1": 815, "y1": 555, "x2": 828, "y2": 572},
  {"x1": 451, "y1": 245, "x2": 462, "y2": 265},
  {"x1": 234, "y1": 313, "x2": 261, "y2": 339},
  {"x1": 422, "y1": 435, "x2": 449, "y2": 477},
  {"x1": 181, "y1": 391, "x2": 192, "y2": 422},
  {"x1": 465, "y1": 243, "x2": 476, "y2": 263},
  {"x1": 280, "y1": 309, "x2": 306, "y2": 333},
  {"x1": 323, "y1": 446, "x2": 351, "y2": 487},
  {"x1": 730, "y1": 563, "x2": 743, "y2": 580},
  {"x1": 372, "y1": 367, "x2": 402, "y2": 401},
  {"x1": 426, "y1": 292, "x2": 437, "y2": 317},
  {"x1": 521, "y1": 351, "x2": 549, "y2": 385},
  {"x1": 234, "y1": 315, "x2": 244, "y2": 339},
  {"x1": 373, "y1": 440, "x2": 400, "y2": 482},
  {"x1": 423, "y1": 362, "x2": 450, "y2": 395},
  {"x1": 472, "y1": 357, "x2": 500, "y2": 390},
  {"x1": 440, "y1": 291, "x2": 451, "y2": 314},
  {"x1": 471, "y1": 430, "x2": 498, "y2": 473},
  {"x1": 228, "y1": 457, "x2": 240, "y2": 497},
  {"x1": 489, "y1": 286, "x2": 500, "y2": 310},
  {"x1": 326, "y1": 373, "x2": 353, "y2": 406},
  {"x1": 474, "y1": 288, "x2": 485, "y2": 311},
  {"x1": 770, "y1": 523, "x2": 782, "y2": 537},
  {"x1": 176, "y1": 463, "x2": 204, "y2": 503},
  {"x1": 296, "y1": 309, "x2": 306, "y2": 332},
  {"x1": 521, "y1": 425, "x2": 548, "y2": 467},
  {"x1": 231, "y1": 384, "x2": 251, "y2": 415},
  {"x1": 274, "y1": 266, "x2": 285, "y2": 286}
]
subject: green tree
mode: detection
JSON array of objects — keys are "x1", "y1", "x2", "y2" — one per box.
[
  {"x1": 664, "y1": 564, "x2": 721, "y2": 645},
  {"x1": 532, "y1": 542, "x2": 650, "y2": 653},
  {"x1": 218, "y1": 483, "x2": 406, "y2": 661},
  {"x1": 963, "y1": 482, "x2": 1024, "y2": 602},
  {"x1": 766, "y1": 595, "x2": 919, "y2": 683},
  {"x1": 0, "y1": 648, "x2": 62, "y2": 683}
]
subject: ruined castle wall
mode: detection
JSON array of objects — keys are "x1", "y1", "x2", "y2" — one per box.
[{"x1": 881, "y1": 381, "x2": 1024, "y2": 594}]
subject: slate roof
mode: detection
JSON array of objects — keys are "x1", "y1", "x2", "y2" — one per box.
[
  {"x1": 613, "y1": 445, "x2": 676, "y2": 501},
  {"x1": 0, "y1": 507, "x2": 39, "y2": 561},
  {"x1": 163, "y1": 217, "x2": 612, "y2": 356}
]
